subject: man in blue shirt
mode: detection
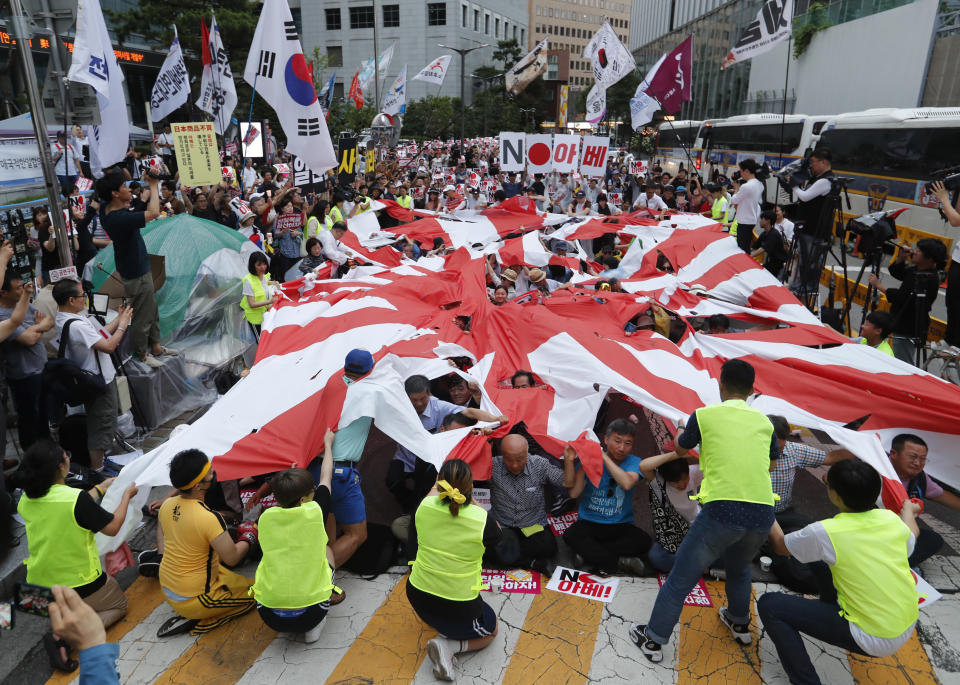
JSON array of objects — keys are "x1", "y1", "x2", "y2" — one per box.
[{"x1": 562, "y1": 418, "x2": 651, "y2": 576}]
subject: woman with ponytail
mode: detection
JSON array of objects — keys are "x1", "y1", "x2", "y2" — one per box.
[
  {"x1": 14, "y1": 439, "x2": 138, "y2": 672},
  {"x1": 406, "y1": 459, "x2": 502, "y2": 681}
]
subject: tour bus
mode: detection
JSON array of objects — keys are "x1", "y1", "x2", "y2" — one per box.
[
  {"x1": 812, "y1": 108, "x2": 960, "y2": 242},
  {"x1": 654, "y1": 120, "x2": 703, "y2": 176}
]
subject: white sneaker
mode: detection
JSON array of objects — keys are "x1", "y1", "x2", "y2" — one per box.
[
  {"x1": 302, "y1": 621, "x2": 325, "y2": 644},
  {"x1": 156, "y1": 346, "x2": 179, "y2": 357},
  {"x1": 426, "y1": 637, "x2": 457, "y2": 681},
  {"x1": 143, "y1": 353, "x2": 165, "y2": 368}
]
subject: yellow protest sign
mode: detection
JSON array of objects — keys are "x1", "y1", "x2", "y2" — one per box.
[
  {"x1": 171, "y1": 122, "x2": 221, "y2": 187},
  {"x1": 365, "y1": 148, "x2": 375, "y2": 173},
  {"x1": 558, "y1": 85, "x2": 569, "y2": 128}
]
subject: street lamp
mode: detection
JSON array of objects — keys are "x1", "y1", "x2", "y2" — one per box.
[{"x1": 438, "y1": 42, "x2": 489, "y2": 155}]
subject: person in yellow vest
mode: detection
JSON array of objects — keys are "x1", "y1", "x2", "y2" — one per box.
[
  {"x1": 761, "y1": 459, "x2": 920, "y2": 685},
  {"x1": 15, "y1": 439, "x2": 138, "y2": 672},
  {"x1": 326, "y1": 193, "x2": 346, "y2": 230},
  {"x1": 396, "y1": 183, "x2": 413, "y2": 210},
  {"x1": 407, "y1": 459, "x2": 502, "y2": 681},
  {"x1": 251, "y1": 428, "x2": 345, "y2": 643},
  {"x1": 706, "y1": 182, "x2": 738, "y2": 235},
  {"x1": 630, "y1": 359, "x2": 780, "y2": 662},
  {"x1": 305, "y1": 201, "x2": 328, "y2": 239},
  {"x1": 156, "y1": 449, "x2": 259, "y2": 638},
  {"x1": 858, "y1": 310, "x2": 895, "y2": 357},
  {"x1": 240, "y1": 252, "x2": 277, "y2": 339}
]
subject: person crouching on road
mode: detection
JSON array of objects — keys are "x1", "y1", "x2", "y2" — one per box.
[
  {"x1": 251, "y1": 429, "x2": 345, "y2": 643},
  {"x1": 407, "y1": 459, "x2": 502, "y2": 681},
  {"x1": 156, "y1": 449, "x2": 258, "y2": 637}
]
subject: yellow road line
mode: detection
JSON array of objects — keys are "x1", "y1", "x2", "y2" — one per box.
[
  {"x1": 46, "y1": 576, "x2": 165, "y2": 685},
  {"x1": 848, "y1": 632, "x2": 939, "y2": 684},
  {"x1": 325, "y1": 578, "x2": 435, "y2": 685},
  {"x1": 502, "y1": 590, "x2": 604, "y2": 685},
  {"x1": 152, "y1": 608, "x2": 274, "y2": 685},
  {"x1": 676, "y1": 580, "x2": 762, "y2": 684}
]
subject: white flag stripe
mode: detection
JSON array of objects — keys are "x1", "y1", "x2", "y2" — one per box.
[
  {"x1": 151, "y1": 35, "x2": 190, "y2": 121},
  {"x1": 412, "y1": 55, "x2": 452, "y2": 86},
  {"x1": 382, "y1": 65, "x2": 407, "y2": 116},
  {"x1": 723, "y1": 0, "x2": 793, "y2": 68}
]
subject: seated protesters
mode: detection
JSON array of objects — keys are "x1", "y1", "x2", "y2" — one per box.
[
  {"x1": 156, "y1": 449, "x2": 258, "y2": 637},
  {"x1": 858, "y1": 310, "x2": 895, "y2": 356},
  {"x1": 15, "y1": 440, "x2": 137, "y2": 672},
  {"x1": 638, "y1": 450, "x2": 705, "y2": 572},
  {"x1": 761, "y1": 459, "x2": 921, "y2": 685},
  {"x1": 868, "y1": 238, "x2": 947, "y2": 364},
  {"x1": 53, "y1": 279, "x2": 133, "y2": 471},
  {"x1": 388, "y1": 375, "x2": 506, "y2": 513},
  {"x1": 707, "y1": 314, "x2": 730, "y2": 334},
  {"x1": 751, "y1": 209, "x2": 789, "y2": 277},
  {"x1": 251, "y1": 429, "x2": 344, "y2": 644},
  {"x1": 511, "y1": 370, "x2": 536, "y2": 388},
  {"x1": 240, "y1": 253, "x2": 276, "y2": 338},
  {"x1": 407, "y1": 460, "x2": 501, "y2": 681},
  {"x1": 887, "y1": 433, "x2": 960, "y2": 566},
  {"x1": 487, "y1": 435, "x2": 563, "y2": 574},
  {"x1": 562, "y1": 418, "x2": 652, "y2": 576},
  {"x1": 299, "y1": 237, "x2": 326, "y2": 274}
]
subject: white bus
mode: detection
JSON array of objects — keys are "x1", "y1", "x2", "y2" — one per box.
[
  {"x1": 813, "y1": 108, "x2": 960, "y2": 243},
  {"x1": 654, "y1": 120, "x2": 703, "y2": 176}
]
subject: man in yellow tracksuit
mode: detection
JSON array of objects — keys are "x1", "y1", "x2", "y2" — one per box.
[{"x1": 761, "y1": 458, "x2": 920, "y2": 685}]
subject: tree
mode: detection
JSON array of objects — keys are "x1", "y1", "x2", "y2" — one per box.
[{"x1": 492, "y1": 39, "x2": 524, "y2": 70}]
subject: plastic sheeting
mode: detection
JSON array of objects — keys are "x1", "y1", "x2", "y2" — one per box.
[{"x1": 124, "y1": 355, "x2": 217, "y2": 430}]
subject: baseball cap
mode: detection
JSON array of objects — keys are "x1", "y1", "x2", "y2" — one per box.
[
  {"x1": 344, "y1": 349, "x2": 374, "y2": 374},
  {"x1": 249, "y1": 192, "x2": 265, "y2": 201},
  {"x1": 553, "y1": 240, "x2": 572, "y2": 252},
  {"x1": 442, "y1": 184, "x2": 456, "y2": 193},
  {"x1": 575, "y1": 191, "x2": 586, "y2": 198}
]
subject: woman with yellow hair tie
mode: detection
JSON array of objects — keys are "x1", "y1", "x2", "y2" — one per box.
[{"x1": 406, "y1": 459, "x2": 502, "y2": 681}]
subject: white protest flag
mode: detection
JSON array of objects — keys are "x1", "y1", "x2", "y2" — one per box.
[
  {"x1": 585, "y1": 84, "x2": 606, "y2": 125},
  {"x1": 583, "y1": 22, "x2": 636, "y2": 88},
  {"x1": 722, "y1": 0, "x2": 793, "y2": 69},
  {"x1": 243, "y1": 0, "x2": 337, "y2": 174},
  {"x1": 505, "y1": 38, "x2": 549, "y2": 97},
  {"x1": 412, "y1": 55, "x2": 452, "y2": 87},
  {"x1": 382, "y1": 65, "x2": 407, "y2": 116},
  {"x1": 68, "y1": 0, "x2": 129, "y2": 176},
  {"x1": 630, "y1": 53, "x2": 666, "y2": 130},
  {"x1": 151, "y1": 28, "x2": 190, "y2": 121},
  {"x1": 196, "y1": 14, "x2": 238, "y2": 135},
  {"x1": 359, "y1": 43, "x2": 396, "y2": 90}
]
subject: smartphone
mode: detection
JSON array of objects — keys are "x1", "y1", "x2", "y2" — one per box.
[
  {"x1": 0, "y1": 601, "x2": 12, "y2": 629},
  {"x1": 15, "y1": 582, "x2": 53, "y2": 618}
]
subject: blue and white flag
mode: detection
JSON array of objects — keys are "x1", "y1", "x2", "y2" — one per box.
[
  {"x1": 359, "y1": 43, "x2": 395, "y2": 90},
  {"x1": 67, "y1": 0, "x2": 129, "y2": 176},
  {"x1": 382, "y1": 65, "x2": 406, "y2": 116}
]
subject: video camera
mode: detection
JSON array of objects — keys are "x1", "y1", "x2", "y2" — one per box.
[
  {"x1": 923, "y1": 165, "x2": 960, "y2": 194},
  {"x1": 845, "y1": 209, "x2": 897, "y2": 261},
  {"x1": 775, "y1": 157, "x2": 810, "y2": 191}
]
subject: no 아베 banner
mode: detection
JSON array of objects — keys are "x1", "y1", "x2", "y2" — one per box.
[
  {"x1": 546, "y1": 566, "x2": 619, "y2": 602},
  {"x1": 579, "y1": 136, "x2": 610, "y2": 177},
  {"x1": 525, "y1": 134, "x2": 554, "y2": 174},
  {"x1": 552, "y1": 134, "x2": 580, "y2": 173},
  {"x1": 499, "y1": 132, "x2": 525, "y2": 172}
]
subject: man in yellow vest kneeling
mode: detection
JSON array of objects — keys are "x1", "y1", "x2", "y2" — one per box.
[{"x1": 762, "y1": 459, "x2": 920, "y2": 685}]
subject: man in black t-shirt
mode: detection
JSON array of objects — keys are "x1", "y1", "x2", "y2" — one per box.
[{"x1": 95, "y1": 169, "x2": 177, "y2": 368}]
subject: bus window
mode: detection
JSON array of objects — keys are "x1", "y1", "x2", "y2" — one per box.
[
  {"x1": 818, "y1": 127, "x2": 960, "y2": 180},
  {"x1": 658, "y1": 126, "x2": 699, "y2": 150},
  {"x1": 710, "y1": 123, "x2": 804, "y2": 154}
]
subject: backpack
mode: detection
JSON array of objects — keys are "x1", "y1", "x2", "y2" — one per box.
[
  {"x1": 648, "y1": 477, "x2": 690, "y2": 554},
  {"x1": 43, "y1": 318, "x2": 107, "y2": 407}
]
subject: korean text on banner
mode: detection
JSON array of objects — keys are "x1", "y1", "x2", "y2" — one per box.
[
  {"x1": 171, "y1": 122, "x2": 221, "y2": 187},
  {"x1": 722, "y1": 0, "x2": 793, "y2": 69},
  {"x1": 499, "y1": 132, "x2": 526, "y2": 172},
  {"x1": 338, "y1": 136, "x2": 359, "y2": 185},
  {"x1": 525, "y1": 134, "x2": 554, "y2": 174},
  {"x1": 0, "y1": 140, "x2": 44, "y2": 187},
  {"x1": 290, "y1": 154, "x2": 325, "y2": 194},
  {"x1": 551, "y1": 134, "x2": 580, "y2": 173},
  {"x1": 546, "y1": 566, "x2": 619, "y2": 603},
  {"x1": 579, "y1": 135, "x2": 610, "y2": 177},
  {"x1": 151, "y1": 33, "x2": 190, "y2": 121},
  {"x1": 412, "y1": 55, "x2": 452, "y2": 87}
]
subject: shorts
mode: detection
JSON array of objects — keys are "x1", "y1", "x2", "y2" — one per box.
[
  {"x1": 85, "y1": 380, "x2": 119, "y2": 452},
  {"x1": 257, "y1": 602, "x2": 328, "y2": 633},
  {"x1": 330, "y1": 464, "x2": 366, "y2": 525},
  {"x1": 406, "y1": 579, "x2": 496, "y2": 641}
]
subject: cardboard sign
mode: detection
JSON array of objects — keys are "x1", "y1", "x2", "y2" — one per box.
[
  {"x1": 546, "y1": 566, "x2": 619, "y2": 603},
  {"x1": 580, "y1": 135, "x2": 610, "y2": 178},
  {"x1": 171, "y1": 122, "x2": 221, "y2": 187},
  {"x1": 291, "y1": 154, "x2": 326, "y2": 195},
  {"x1": 500, "y1": 132, "x2": 525, "y2": 172},
  {"x1": 657, "y1": 575, "x2": 713, "y2": 607},
  {"x1": 915, "y1": 570, "x2": 942, "y2": 608},
  {"x1": 547, "y1": 511, "x2": 578, "y2": 536},
  {"x1": 274, "y1": 213, "x2": 303, "y2": 231},
  {"x1": 49, "y1": 266, "x2": 79, "y2": 283},
  {"x1": 481, "y1": 569, "x2": 541, "y2": 594},
  {"x1": 526, "y1": 134, "x2": 554, "y2": 174},
  {"x1": 552, "y1": 134, "x2": 580, "y2": 173},
  {"x1": 75, "y1": 177, "x2": 94, "y2": 192},
  {"x1": 630, "y1": 160, "x2": 649, "y2": 176}
]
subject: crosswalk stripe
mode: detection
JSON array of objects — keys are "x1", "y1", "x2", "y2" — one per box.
[
  {"x1": 675, "y1": 580, "x2": 762, "y2": 683},
  {"x1": 324, "y1": 577, "x2": 435, "y2": 684},
  {"x1": 152, "y1": 608, "x2": 274, "y2": 685},
  {"x1": 45, "y1": 576, "x2": 165, "y2": 685},
  {"x1": 848, "y1": 633, "x2": 939, "y2": 684},
  {"x1": 501, "y1": 590, "x2": 604, "y2": 685}
]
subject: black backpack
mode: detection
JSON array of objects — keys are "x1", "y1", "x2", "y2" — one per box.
[{"x1": 43, "y1": 318, "x2": 107, "y2": 407}]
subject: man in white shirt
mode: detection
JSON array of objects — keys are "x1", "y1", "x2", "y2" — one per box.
[
  {"x1": 51, "y1": 131, "x2": 78, "y2": 192},
  {"x1": 584, "y1": 178, "x2": 601, "y2": 206},
  {"x1": 241, "y1": 159, "x2": 259, "y2": 191},
  {"x1": 730, "y1": 159, "x2": 763, "y2": 253},
  {"x1": 775, "y1": 205, "x2": 795, "y2": 244},
  {"x1": 549, "y1": 172, "x2": 575, "y2": 213},
  {"x1": 52, "y1": 279, "x2": 132, "y2": 471},
  {"x1": 156, "y1": 124, "x2": 176, "y2": 174},
  {"x1": 319, "y1": 222, "x2": 353, "y2": 277},
  {"x1": 633, "y1": 184, "x2": 668, "y2": 220},
  {"x1": 464, "y1": 187, "x2": 488, "y2": 210}
]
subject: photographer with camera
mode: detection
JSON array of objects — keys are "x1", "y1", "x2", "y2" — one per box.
[
  {"x1": 931, "y1": 181, "x2": 960, "y2": 350},
  {"x1": 788, "y1": 149, "x2": 835, "y2": 296},
  {"x1": 730, "y1": 160, "x2": 763, "y2": 253},
  {"x1": 868, "y1": 238, "x2": 947, "y2": 365}
]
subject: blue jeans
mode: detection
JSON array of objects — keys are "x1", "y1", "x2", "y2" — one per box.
[
  {"x1": 645, "y1": 503, "x2": 772, "y2": 644},
  {"x1": 757, "y1": 592, "x2": 867, "y2": 685}
]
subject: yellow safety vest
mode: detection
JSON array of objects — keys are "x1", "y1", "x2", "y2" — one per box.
[
  {"x1": 355, "y1": 195, "x2": 372, "y2": 214},
  {"x1": 18, "y1": 483, "x2": 102, "y2": 588},
  {"x1": 397, "y1": 195, "x2": 413, "y2": 209},
  {"x1": 240, "y1": 273, "x2": 271, "y2": 325},
  {"x1": 712, "y1": 196, "x2": 738, "y2": 235},
  {"x1": 327, "y1": 205, "x2": 344, "y2": 230},
  {"x1": 694, "y1": 399, "x2": 777, "y2": 506},
  {"x1": 821, "y1": 509, "x2": 918, "y2": 638},
  {"x1": 251, "y1": 501, "x2": 334, "y2": 608},
  {"x1": 860, "y1": 338, "x2": 895, "y2": 357},
  {"x1": 409, "y1": 496, "x2": 487, "y2": 602},
  {"x1": 306, "y1": 216, "x2": 323, "y2": 238}
]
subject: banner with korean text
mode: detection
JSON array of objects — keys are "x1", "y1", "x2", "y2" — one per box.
[{"x1": 171, "y1": 122, "x2": 221, "y2": 186}]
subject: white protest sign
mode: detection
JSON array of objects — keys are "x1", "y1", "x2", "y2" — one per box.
[
  {"x1": 546, "y1": 566, "x2": 619, "y2": 602},
  {"x1": 551, "y1": 134, "x2": 580, "y2": 173},
  {"x1": 579, "y1": 135, "x2": 610, "y2": 177},
  {"x1": 525, "y1": 134, "x2": 554, "y2": 174},
  {"x1": 499, "y1": 132, "x2": 525, "y2": 172}
]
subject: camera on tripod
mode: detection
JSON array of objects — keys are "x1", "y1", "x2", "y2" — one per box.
[
  {"x1": 775, "y1": 157, "x2": 809, "y2": 191},
  {"x1": 923, "y1": 165, "x2": 960, "y2": 194},
  {"x1": 845, "y1": 209, "x2": 899, "y2": 263}
]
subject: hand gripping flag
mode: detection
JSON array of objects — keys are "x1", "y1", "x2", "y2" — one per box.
[
  {"x1": 413, "y1": 55, "x2": 452, "y2": 87},
  {"x1": 383, "y1": 65, "x2": 407, "y2": 116},
  {"x1": 244, "y1": 0, "x2": 337, "y2": 174},
  {"x1": 151, "y1": 29, "x2": 190, "y2": 121},
  {"x1": 646, "y1": 35, "x2": 693, "y2": 115},
  {"x1": 722, "y1": 0, "x2": 793, "y2": 70},
  {"x1": 196, "y1": 14, "x2": 238, "y2": 135},
  {"x1": 68, "y1": 0, "x2": 129, "y2": 175}
]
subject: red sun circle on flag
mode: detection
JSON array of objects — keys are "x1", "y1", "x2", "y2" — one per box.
[{"x1": 528, "y1": 142, "x2": 551, "y2": 165}]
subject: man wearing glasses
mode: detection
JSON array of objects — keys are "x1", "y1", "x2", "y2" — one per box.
[{"x1": 888, "y1": 433, "x2": 960, "y2": 567}]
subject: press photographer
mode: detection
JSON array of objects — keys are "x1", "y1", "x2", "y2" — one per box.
[
  {"x1": 931, "y1": 177, "x2": 960, "y2": 349},
  {"x1": 787, "y1": 148, "x2": 835, "y2": 296},
  {"x1": 868, "y1": 238, "x2": 948, "y2": 365}
]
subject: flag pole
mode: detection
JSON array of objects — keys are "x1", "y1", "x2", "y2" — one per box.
[
  {"x1": 241, "y1": 72, "x2": 258, "y2": 192},
  {"x1": 208, "y1": 13, "x2": 228, "y2": 140},
  {"x1": 776, "y1": 32, "x2": 793, "y2": 174}
]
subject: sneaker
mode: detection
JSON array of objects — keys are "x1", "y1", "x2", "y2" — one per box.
[
  {"x1": 142, "y1": 353, "x2": 165, "y2": 369},
  {"x1": 617, "y1": 556, "x2": 648, "y2": 577},
  {"x1": 156, "y1": 346, "x2": 179, "y2": 357},
  {"x1": 718, "y1": 606, "x2": 752, "y2": 645},
  {"x1": 708, "y1": 567, "x2": 727, "y2": 581},
  {"x1": 629, "y1": 623, "x2": 663, "y2": 663},
  {"x1": 138, "y1": 549, "x2": 162, "y2": 578},
  {"x1": 101, "y1": 458, "x2": 124, "y2": 475},
  {"x1": 426, "y1": 637, "x2": 458, "y2": 681},
  {"x1": 302, "y1": 621, "x2": 325, "y2": 644},
  {"x1": 157, "y1": 615, "x2": 199, "y2": 638},
  {"x1": 549, "y1": 495, "x2": 574, "y2": 516}
]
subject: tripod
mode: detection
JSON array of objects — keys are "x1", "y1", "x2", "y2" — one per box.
[
  {"x1": 839, "y1": 244, "x2": 885, "y2": 338},
  {"x1": 789, "y1": 181, "x2": 851, "y2": 316}
]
